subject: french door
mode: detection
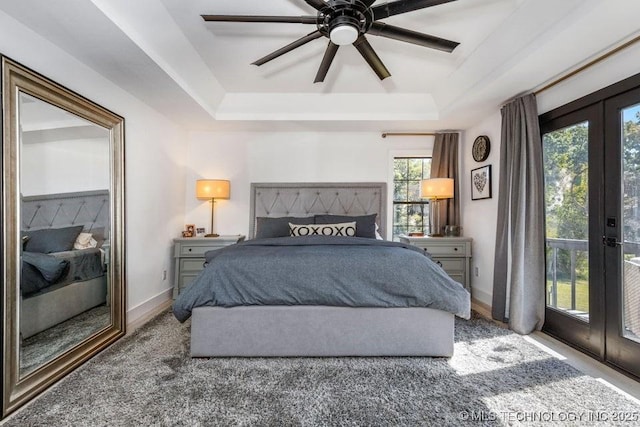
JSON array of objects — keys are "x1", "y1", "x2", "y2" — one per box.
[
  {"x1": 603, "y1": 89, "x2": 640, "y2": 375},
  {"x1": 540, "y1": 77, "x2": 640, "y2": 378}
]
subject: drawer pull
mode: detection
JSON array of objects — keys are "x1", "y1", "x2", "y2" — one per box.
[
  {"x1": 188, "y1": 248, "x2": 192, "y2": 252},
  {"x1": 454, "y1": 247, "x2": 458, "y2": 251},
  {"x1": 436, "y1": 260, "x2": 443, "y2": 267}
]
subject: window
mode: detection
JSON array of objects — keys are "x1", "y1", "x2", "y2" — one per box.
[{"x1": 393, "y1": 157, "x2": 432, "y2": 237}]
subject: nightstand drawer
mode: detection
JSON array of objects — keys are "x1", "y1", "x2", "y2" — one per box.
[
  {"x1": 399, "y1": 235, "x2": 472, "y2": 292},
  {"x1": 180, "y1": 258, "x2": 206, "y2": 272},
  {"x1": 173, "y1": 235, "x2": 245, "y2": 298},
  {"x1": 180, "y1": 245, "x2": 214, "y2": 256},
  {"x1": 447, "y1": 273, "x2": 464, "y2": 285},
  {"x1": 422, "y1": 244, "x2": 466, "y2": 256},
  {"x1": 179, "y1": 273, "x2": 200, "y2": 291},
  {"x1": 433, "y1": 258, "x2": 464, "y2": 271}
]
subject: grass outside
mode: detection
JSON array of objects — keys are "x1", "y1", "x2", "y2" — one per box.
[{"x1": 547, "y1": 278, "x2": 589, "y2": 313}]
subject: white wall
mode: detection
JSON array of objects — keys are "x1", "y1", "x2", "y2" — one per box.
[
  {"x1": 460, "y1": 114, "x2": 501, "y2": 307},
  {"x1": 21, "y1": 138, "x2": 109, "y2": 196},
  {"x1": 0, "y1": 10, "x2": 188, "y2": 322},
  {"x1": 184, "y1": 132, "x2": 434, "y2": 239}
]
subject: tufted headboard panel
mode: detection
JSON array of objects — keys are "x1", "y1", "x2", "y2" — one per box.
[
  {"x1": 249, "y1": 182, "x2": 387, "y2": 239},
  {"x1": 21, "y1": 189, "x2": 110, "y2": 236}
]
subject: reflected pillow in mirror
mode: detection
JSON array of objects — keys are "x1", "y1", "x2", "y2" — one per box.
[
  {"x1": 22, "y1": 251, "x2": 69, "y2": 283},
  {"x1": 74, "y1": 232, "x2": 98, "y2": 250},
  {"x1": 23, "y1": 225, "x2": 84, "y2": 253},
  {"x1": 88, "y1": 227, "x2": 107, "y2": 248}
]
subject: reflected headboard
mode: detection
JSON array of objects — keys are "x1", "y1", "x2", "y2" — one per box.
[
  {"x1": 21, "y1": 189, "x2": 110, "y2": 236},
  {"x1": 249, "y1": 182, "x2": 387, "y2": 239}
]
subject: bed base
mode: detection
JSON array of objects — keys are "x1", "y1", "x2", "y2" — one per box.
[
  {"x1": 191, "y1": 306, "x2": 454, "y2": 357},
  {"x1": 20, "y1": 276, "x2": 107, "y2": 339}
]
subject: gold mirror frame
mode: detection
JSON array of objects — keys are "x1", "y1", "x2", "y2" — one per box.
[{"x1": 1, "y1": 57, "x2": 125, "y2": 417}]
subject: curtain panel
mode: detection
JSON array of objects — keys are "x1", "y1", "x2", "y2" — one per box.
[
  {"x1": 491, "y1": 94, "x2": 545, "y2": 334},
  {"x1": 430, "y1": 133, "x2": 460, "y2": 232}
]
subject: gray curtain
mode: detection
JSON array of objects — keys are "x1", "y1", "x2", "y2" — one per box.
[
  {"x1": 430, "y1": 133, "x2": 460, "y2": 232},
  {"x1": 491, "y1": 94, "x2": 545, "y2": 334}
]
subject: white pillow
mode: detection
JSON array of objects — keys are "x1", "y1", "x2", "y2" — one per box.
[
  {"x1": 375, "y1": 223, "x2": 384, "y2": 240},
  {"x1": 289, "y1": 222, "x2": 356, "y2": 237},
  {"x1": 74, "y1": 232, "x2": 98, "y2": 250}
]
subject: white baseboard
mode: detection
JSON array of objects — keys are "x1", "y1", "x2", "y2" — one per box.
[
  {"x1": 471, "y1": 288, "x2": 492, "y2": 308},
  {"x1": 126, "y1": 287, "x2": 172, "y2": 333}
]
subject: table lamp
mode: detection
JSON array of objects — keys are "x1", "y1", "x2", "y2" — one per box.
[
  {"x1": 420, "y1": 178, "x2": 454, "y2": 237},
  {"x1": 196, "y1": 179, "x2": 230, "y2": 237}
]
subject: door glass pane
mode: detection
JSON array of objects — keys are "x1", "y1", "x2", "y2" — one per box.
[
  {"x1": 543, "y1": 122, "x2": 590, "y2": 321},
  {"x1": 622, "y1": 103, "x2": 640, "y2": 340}
]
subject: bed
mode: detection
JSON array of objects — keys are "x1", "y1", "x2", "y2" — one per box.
[
  {"x1": 19, "y1": 190, "x2": 110, "y2": 339},
  {"x1": 173, "y1": 182, "x2": 470, "y2": 357}
]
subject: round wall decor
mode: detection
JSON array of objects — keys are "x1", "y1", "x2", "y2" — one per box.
[{"x1": 472, "y1": 135, "x2": 491, "y2": 162}]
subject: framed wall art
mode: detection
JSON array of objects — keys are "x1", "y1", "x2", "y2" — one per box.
[{"x1": 471, "y1": 165, "x2": 492, "y2": 200}]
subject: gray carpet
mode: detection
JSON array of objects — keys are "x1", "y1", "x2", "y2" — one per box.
[{"x1": 4, "y1": 311, "x2": 639, "y2": 426}]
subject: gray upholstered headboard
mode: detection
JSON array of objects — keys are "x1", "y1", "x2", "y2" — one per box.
[
  {"x1": 21, "y1": 189, "x2": 110, "y2": 236},
  {"x1": 249, "y1": 182, "x2": 387, "y2": 239}
]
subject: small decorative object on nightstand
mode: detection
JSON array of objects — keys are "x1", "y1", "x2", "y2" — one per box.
[
  {"x1": 173, "y1": 235, "x2": 245, "y2": 297},
  {"x1": 399, "y1": 235, "x2": 472, "y2": 292}
]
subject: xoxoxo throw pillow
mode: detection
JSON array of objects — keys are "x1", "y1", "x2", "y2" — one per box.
[{"x1": 289, "y1": 222, "x2": 356, "y2": 237}]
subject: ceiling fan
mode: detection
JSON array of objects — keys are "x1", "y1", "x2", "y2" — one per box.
[{"x1": 202, "y1": 0, "x2": 460, "y2": 83}]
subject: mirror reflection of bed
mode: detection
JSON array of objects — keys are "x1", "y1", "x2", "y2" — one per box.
[
  {"x1": 18, "y1": 92, "x2": 112, "y2": 377},
  {"x1": 19, "y1": 191, "x2": 111, "y2": 375}
]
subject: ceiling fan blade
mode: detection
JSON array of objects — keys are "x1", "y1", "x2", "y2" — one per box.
[
  {"x1": 372, "y1": 0, "x2": 457, "y2": 20},
  {"x1": 304, "y1": 0, "x2": 327, "y2": 10},
  {"x1": 314, "y1": 42, "x2": 339, "y2": 83},
  {"x1": 202, "y1": 15, "x2": 317, "y2": 24},
  {"x1": 353, "y1": 36, "x2": 391, "y2": 80},
  {"x1": 252, "y1": 31, "x2": 324, "y2": 66},
  {"x1": 369, "y1": 22, "x2": 459, "y2": 52}
]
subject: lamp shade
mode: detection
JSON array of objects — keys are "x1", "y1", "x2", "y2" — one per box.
[
  {"x1": 420, "y1": 178, "x2": 454, "y2": 200},
  {"x1": 196, "y1": 179, "x2": 230, "y2": 200}
]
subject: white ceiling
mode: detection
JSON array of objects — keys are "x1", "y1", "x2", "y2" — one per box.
[{"x1": 2, "y1": 0, "x2": 640, "y2": 132}]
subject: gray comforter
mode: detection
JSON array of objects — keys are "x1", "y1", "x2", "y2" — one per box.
[
  {"x1": 22, "y1": 248, "x2": 105, "y2": 296},
  {"x1": 172, "y1": 236, "x2": 470, "y2": 322}
]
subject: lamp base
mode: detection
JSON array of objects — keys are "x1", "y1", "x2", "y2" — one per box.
[{"x1": 204, "y1": 233, "x2": 220, "y2": 238}]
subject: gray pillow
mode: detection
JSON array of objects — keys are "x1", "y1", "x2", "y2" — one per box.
[
  {"x1": 21, "y1": 262, "x2": 50, "y2": 295},
  {"x1": 314, "y1": 214, "x2": 377, "y2": 238},
  {"x1": 23, "y1": 225, "x2": 84, "y2": 253},
  {"x1": 22, "y1": 251, "x2": 69, "y2": 282},
  {"x1": 255, "y1": 216, "x2": 314, "y2": 239}
]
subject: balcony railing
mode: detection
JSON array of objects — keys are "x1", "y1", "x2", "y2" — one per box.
[{"x1": 546, "y1": 237, "x2": 640, "y2": 311}]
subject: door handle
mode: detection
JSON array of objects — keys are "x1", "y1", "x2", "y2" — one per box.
[{"x1": 602, "y1": 236, "x2": 622, "y2": 247}]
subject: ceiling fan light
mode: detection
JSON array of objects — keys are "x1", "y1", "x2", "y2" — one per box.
[{"x1": 330, "y1": 24, "x2": 358, "y2": 45}]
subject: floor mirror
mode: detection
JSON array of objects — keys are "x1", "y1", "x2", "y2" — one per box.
[{"x1": 1, "y1": 57, "x2": 125, "y2": 417}]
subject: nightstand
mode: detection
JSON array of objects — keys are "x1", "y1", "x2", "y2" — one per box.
[
  {"x1": 398, "y1": 235, "x2": 473, "y2": 292},
  {"x1": 172, "y1": 235, "x2": 245, "y2": 298}
]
